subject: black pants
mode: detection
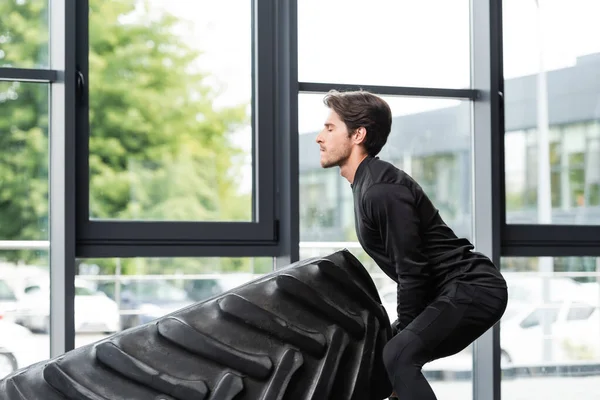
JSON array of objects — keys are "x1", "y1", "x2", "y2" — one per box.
[{"x1": 383, "y1": 282, "x2": 508, "y2": 400}]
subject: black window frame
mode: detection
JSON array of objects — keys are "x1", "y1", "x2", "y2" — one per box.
[
  {"x1": 498, "y1": 10, "x2": 600, "y2": 256},
  {"x1": 73, "y1": 0, "x2": 281, "y2": 258}
]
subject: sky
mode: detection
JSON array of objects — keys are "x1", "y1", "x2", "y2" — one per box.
[{"x1": 149, "y1": 0, "x2": 600, "y2": 193}]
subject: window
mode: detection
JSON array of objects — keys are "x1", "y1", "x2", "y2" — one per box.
[
  {"x1": 87, "y1": 1, "x2": 252, "y2": 223},
  {"x1": 0, "y1": 280, "x2": 17, "y2": 302},
  {"x1": 73, "y1": 256, "x2": 273, "y2": 348},
  {"x1": 505, "y1": 130, "x2": 528, "y2": 211},
  {"x1": 411, "y1": 153, "x2": 470, "y2": 239},
  {"x1": 500, "y1": 257, "x2": 600, "y2": 398},
  {"x1": 506, "y1": 125, "x2": 596, "y2": 216},
  {"x1": 519, "y1": 305, "x2": 560, "y2": 329},
  {"x1": 23, "y1": 285, "x2": 42, "y2": 295},
  {"x1": 585, "y1": 133, "x2": 600, "y2": 206},
  {"x1": 77, "y1": 0, "x2": 278, "y2": 254},
  {"x1": 74, "y1": 286, "x2": 96, "y2": 296},
  {"x1": 298, "y1": 93, "x2": 472, "y2": 249},
  {"x1": 0, "y1": 250, "x2": 49, "y2": 377},
  {"x1": 0, "y1": 82, "x2": 49, "y2": 243},
  {"x1": 566, "y1": 302, "x2": 595, "y2": 321},
  {"x1": 299, "y1": 170, "x2": 339, "y2": 241},
  {"x1": 297, "y1": 0, "x2": 471, "y2": 88},
  {"x1": 0, "y1": 78, "x2": 50, "y2": 377},
  {"x1": 0, "y1": 0, "x2": 49, "y2": 68},
  {"x1": 503, "y1": 0, "x2": 600, "y2": 227},
  {"x1": 298, "y1": 92, "x2": 474, "y2": 398}
]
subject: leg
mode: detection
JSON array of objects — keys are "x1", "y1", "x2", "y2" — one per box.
[
  {"x1": 431, "y1": 284, "x2": 508, "y2": 360},
  {"x1": 383, "y1": 328, "x2": 438, "y2": 399},
  {"x1": 382, "y1": 283, "x2": 507, "y2": 400}
]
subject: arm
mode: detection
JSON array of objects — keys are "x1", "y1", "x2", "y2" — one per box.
[{"x1": 363, "y1": 183, "x2": 429, "y2": 330}]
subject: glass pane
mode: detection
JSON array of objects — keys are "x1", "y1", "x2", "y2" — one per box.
[
  {"x1": 0, "y1": 82, "x2": 49, "y2": 240},
  {"x1": 0, "y1": 80, "x2": 50, "y2": 377},
  {"x1": 297, "y1": 0, "x2": 470, "y2": 89},
  {"x1": 0, "y1": 249, "x2": 49, "y2": 378},
  {"x1": 299, "y1": 93, "x2": 473, "y2": 399},
  {"x1": 88, "y1": 1, "x2": 253, "y2": 222},
  {"x1": 501, "y1": 257, "x2": 600, "y2": 399},
  {"x1": 73, "y1": 257, "x2": 273, "y2": 348},
  {"x1": 0, "y1": 0, "x2": 49, "y2": 68},
  {"x1": 503, "y1": 0, "x2": 600, "y2": 224}
]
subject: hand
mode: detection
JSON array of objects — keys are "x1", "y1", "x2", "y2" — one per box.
[{"x1": 391, "y1": 319, "x2": 401, "y2": 336}]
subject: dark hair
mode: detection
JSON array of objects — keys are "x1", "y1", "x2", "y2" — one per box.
[{"x1": 323, "y1": 90, "x2": 392, "y2": 156}]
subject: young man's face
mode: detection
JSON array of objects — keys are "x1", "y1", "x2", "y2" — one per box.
[{"x1": 315, "y1": 109, "x2": 353, "y2": 168}]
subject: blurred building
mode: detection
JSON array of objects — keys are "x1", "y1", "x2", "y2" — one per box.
[{"x1": 299, "y1": 53, "x2": 600, "y2": 246}]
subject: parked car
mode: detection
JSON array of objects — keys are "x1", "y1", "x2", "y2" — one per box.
[
  {"x1": 182, "y1": 274, "x2": 257, "y2": 302},
  {"x1": 15, "y1": 278, "x2": 120, "y2": 334},
  {"x1": 500, "y1": 296, "x2": 600, "y2": 365},
  {"x1": 0, "y1": 279, "x2": 19, "y2": 322},
  {"x1": 0, "y1": 320, "x2": 35, "y2": 379},
  {"x1": 96, "y1": 279, "x2": 195, "y2": 330}
]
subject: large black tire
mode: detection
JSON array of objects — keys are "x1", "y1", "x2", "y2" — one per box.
[{"x1": 0, "y1": 250, "x2": 393, "y2": 399}]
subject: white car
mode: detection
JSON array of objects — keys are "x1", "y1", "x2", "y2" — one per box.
[
  {"x1": 16, "y1": 278, "x2": 120, "y2": 334},
  {"x1": 0, "y1": 279, "x2": 19, "y2": 323},
  {"x1": 500, "y1": 295, "x2": 600, "y2": 366},
  {"x1": 0, "y1": 320, "x2": 34, "y2": 379}
]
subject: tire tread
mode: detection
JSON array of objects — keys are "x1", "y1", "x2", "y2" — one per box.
[{"x1": 0, "y1": 250, "x2": 392, "y2": 399}]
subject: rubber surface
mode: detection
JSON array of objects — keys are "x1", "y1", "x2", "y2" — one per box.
[{"x1": 0, "y1": 250, "x2": 393, "y2": 399}]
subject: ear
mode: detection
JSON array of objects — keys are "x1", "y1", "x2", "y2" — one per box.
[{"x1": 352, "y1": 127, "x2": 367, "y2": 145}]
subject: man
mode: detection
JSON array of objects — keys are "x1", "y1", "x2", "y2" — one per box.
[{"x1": 315, "y1": 90, "x2": 508, "y2": 400}]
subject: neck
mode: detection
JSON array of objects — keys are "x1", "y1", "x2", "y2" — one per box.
[{"x1": 340, "y1": 152, "x2": 369, "y2": 184}]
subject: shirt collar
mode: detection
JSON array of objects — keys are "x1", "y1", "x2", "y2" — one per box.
[{"x1": 351, "y1": 155, "x2": 375, "y2": 189}]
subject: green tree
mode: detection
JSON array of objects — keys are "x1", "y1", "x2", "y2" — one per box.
[
  {"x1": 0, "y1": 81, "x2": 49, "y2": 264},
  {"x1": 0, "y1": 0, "x2": 48, "y2": 69},
  {"x1": 0, "y1": 0, "x2": 256, "y2": 274},
  {"x1": 87, "y1": 0, "x2": 249, "y2": 222},
  {"x1": 0, "y1": 1, "x2": 50, "y2": 263}
]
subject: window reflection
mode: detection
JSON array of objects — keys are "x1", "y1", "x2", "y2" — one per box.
[{"x1": 505, "y1": 121, "x2": 600, "y2": 221}]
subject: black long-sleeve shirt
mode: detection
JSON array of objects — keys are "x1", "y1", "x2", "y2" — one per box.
[{"x1": 352, "y1": 156, "x2": 506, "y2": 329}]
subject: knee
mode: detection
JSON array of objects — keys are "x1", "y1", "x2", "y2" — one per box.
[{"x1": 382, "y1": 329, "x2": 419, "y2": 374}]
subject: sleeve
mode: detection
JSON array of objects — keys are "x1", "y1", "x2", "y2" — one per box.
[{"x1": 363, "y1": 183, "x2": 429, "y2": 330}]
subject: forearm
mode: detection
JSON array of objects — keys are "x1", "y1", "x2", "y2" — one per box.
[{"x1": 397, "y1": 275, "x2": 430, "y2": 330}]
